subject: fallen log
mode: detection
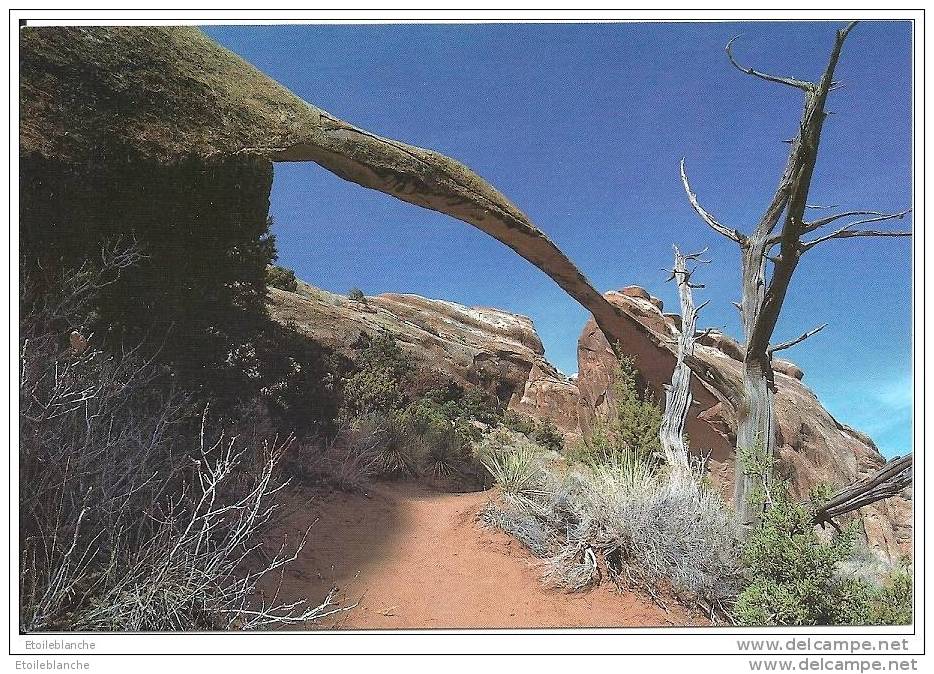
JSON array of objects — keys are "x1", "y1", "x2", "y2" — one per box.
[{"x1": 812, "y1": 454, "x2": 912, "y2": 530}]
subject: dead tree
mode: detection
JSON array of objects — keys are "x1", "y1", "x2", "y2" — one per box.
[
  {"x1": 660, "y1": 246, "x2": 710, "y2": 476},
  {"x1": 680, "y1": 21, "x2": 911, "y2": 536},
  {"x1": 812, "y1": 455, "x2": 913, "y2": 531}
]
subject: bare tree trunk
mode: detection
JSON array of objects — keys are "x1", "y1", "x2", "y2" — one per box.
[
  {"x1": 679, "y1": 22, "x2": 911, "y2": 538},
  {"x1": 660, "y1": 246, "x2": 709, "y2": 477},
  {"x1": 734, "y1": 240, "x2": 779, "y2": 532}
]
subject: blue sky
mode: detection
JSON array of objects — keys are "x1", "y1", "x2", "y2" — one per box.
[{"x1": 203, "y1": 21, "x2": 913, "y2": 458}]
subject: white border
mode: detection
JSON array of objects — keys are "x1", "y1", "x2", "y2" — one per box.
[{"x1": 3, "y1": 4, "x2": 927, "y2": 667}]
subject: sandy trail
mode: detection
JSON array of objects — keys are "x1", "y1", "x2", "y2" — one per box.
[{"x1": 270, "y1": 481, "x2": 703, "y2": 629}]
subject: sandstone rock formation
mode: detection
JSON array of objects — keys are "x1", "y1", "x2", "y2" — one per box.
[
  {"x1": 268, "y1": 276, "x2": 909, "y2": 563},
  {"x1": 267, "y1": 280, "x2": 581, "y2": 433},
  {"x1": 576, "y1": 287, "x2": 911, "y2": 562},
  {"x1": 21, "y1": 26, "x2": 909, "y2": 561}
]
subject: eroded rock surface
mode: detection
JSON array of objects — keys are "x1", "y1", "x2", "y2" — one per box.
[{"x1": 267, "y1": 281, "x2": 580, "y2": 431}]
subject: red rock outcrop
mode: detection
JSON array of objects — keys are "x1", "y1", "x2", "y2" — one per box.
[
  {"x1": 576, "y1": 287, "x2": 911, "y2": 562},
  {"x1": 269, "y1": 278, "x2": 909, "y2": 561},
  {"x1": 267, "y1": 280, "x2": 580, "y2": 432}
]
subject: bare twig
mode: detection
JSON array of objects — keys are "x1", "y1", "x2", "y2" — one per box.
[{"x1": 769, "y1": 323, "x2": 827, "y2": 354}]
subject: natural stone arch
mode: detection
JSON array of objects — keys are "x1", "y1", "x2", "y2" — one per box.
[{"x1": 21, "y1": 25, "x2": 661, "y2": 365}]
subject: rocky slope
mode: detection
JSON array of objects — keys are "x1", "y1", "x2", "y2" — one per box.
[
  {"x1": 268, "y1": 280, "x2": 581, "y2": 433},
  {"x1": 271, "y1": 279, "x2": 910, "y2": 562}
]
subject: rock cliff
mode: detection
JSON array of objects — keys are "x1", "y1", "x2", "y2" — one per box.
[{"x1": 267, "y1": 280, "x2": 581, "y2": 433}]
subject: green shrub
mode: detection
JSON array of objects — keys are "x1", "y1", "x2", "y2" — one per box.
[
  {"x1": 503, "y1": 412, "x2": 564, "y2": 452},
  {"x1": 478, "y1": 430, "x2": 545, "y2": 500},
  {"x1": 266, "y1": 264, "x2": 298, "y2": 292},
  {"x1": 340, "y1": 332, "x2": 409, "y2": 419},
  {"x1": 348, "y1": 287, "x2": 366, "y2": 303},
  {"x1": 341, "y1": 367, "x2": 407, "y2": 420},
  {"x1": 579, "y1": 354, "x2": 661, "y2": 466},
  {"x1": 733, "y1": 479, "x2": 913, "y2": 627},
  {"x1": 831, "y1": 559, "x2": 913, "y2": 626},
  {"x1": 503, "y1": 410, "x2": 537, "y2": 436},
  {"x1": 733, "y1": 486, "x2": 856, "y2": 626},
  {"x1": 867, "y1": 562, "x2": 913, "y2": 625},
  {"x1": 530, "y1": 418, "x2": 564, "y2": 453}
]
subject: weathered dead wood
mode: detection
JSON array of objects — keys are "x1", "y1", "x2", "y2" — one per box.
[
  {"x1": 680, "y1": 21, "x2": 912, "y2": 537},
  {"x1": 812, "y1": 455, "x2": 912, "y2": 530},
  {"x1": 660, "y1": 246, "x2": 709, "y2": 474}
]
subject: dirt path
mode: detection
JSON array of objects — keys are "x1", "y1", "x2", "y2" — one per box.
[{"x1": 270, "y1": 481, "x2": 703, "y2": 629}]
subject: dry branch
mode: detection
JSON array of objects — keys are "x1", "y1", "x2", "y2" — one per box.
[
  {"x1": 679, "y1": 160, "x2": 745, "y2": 244},
  {"x1": 770, "y1": 323, "x2": 827, "y2": 354},
  {"x1": 812, "y1": 455, "x2": 912, "y2": 528}
]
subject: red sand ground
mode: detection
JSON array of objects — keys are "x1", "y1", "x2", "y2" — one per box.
[{"x1": 266, "y1": 481, "x2": 705, "y2": 629}]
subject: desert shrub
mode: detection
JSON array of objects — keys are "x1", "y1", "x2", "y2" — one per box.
[
  {"x1": 454, "y1": 386, "x2": 503, "y2": 427},
  {"x1": 530, "y1": 418, "x2": 565, "y2": 453},
  {"x1": 422, "y1": 427, "x2": 473, "y2": 481},
  {"x1": 503, "y1": 410, "x2": 537, "y2": 436},
  {"x1": 266, "y1": 264, "x2": 298, "y2": 292},
  {"x1": 733, "y1": 485, "x2": 856, "y2": 626},
  {"x1": 578, "y1": 354, "x2": 662, "y2": 466},
  {"x1": 249, "y1": 320, "x2": 349, "y2": 438},
  {"x1": 734, "y1": 482, "x2": 914, "y2": 627},
  {"x1": 348, "y1": 287, "x2": 367, "y2": 303},
  {"x1": 477, "y1": 430, "x2": 547, "y2": 500},
  {"x1": 863, "y1": 561, "x2": 913, "y2": 625},
  {"x1": 418, "y1": 382, "x2": 503, "y2": 430},
  {"x1": 481, "y1": 452, "x2": 741, "y2": 616},
  {"x1": 340, "y1": 332, "x2": 409, "y2": 419},
  {"x1": 19, "y1": 254, "x2": 341, "y2": 631},
  {"x1": 503, "y1": 412, "x2": 565, "y2": 453},
  {"x1": 375, "y1": 416, "x2": 429, "y2": 477},
  {"x1": 284, "y1": 423, "x2": 383, "y2": 494}
]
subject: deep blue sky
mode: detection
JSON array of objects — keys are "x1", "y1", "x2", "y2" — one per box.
[{"x1": 204, "y1": 21, "x2": 913, "y2": 458}]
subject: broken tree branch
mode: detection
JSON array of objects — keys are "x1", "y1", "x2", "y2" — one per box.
[
  {"x1": 769, "y1": 323, "x2": 827, "y2": 354},
  {"x1": 801, "y1": 209, "x2": 906, "y2": 234},
  {"x1": 802, "y1": 210, "x2": 913, "y2": 249},
  {"x1": 679, "y1": 159, "x2": 745, "y2": 244},
  {"x1": 812, "y1": 455, "x2": 912, "y2": 527},
  {"x1": 726, "y1": 35, "x2": 816, "y2": 91}
]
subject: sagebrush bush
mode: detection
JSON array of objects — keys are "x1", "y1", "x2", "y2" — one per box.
[
  {"x1": 19, "y1": 251, "x2": 341, "y2": 631},
  {"x1": 482, "y1": 448, "x2": 742, "y2": 617},
  {"x1": 348, "y1": 287, "x2": 367, "y2": 303}
]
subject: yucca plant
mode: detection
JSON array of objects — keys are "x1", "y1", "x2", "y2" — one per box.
[{"x1": 480, "y1": 441, "x2": 544, "y2": 500}]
